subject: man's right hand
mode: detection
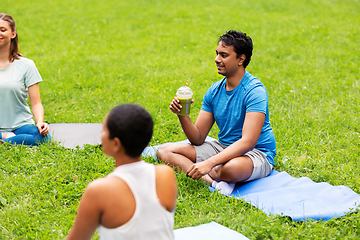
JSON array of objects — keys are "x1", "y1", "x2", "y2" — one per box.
[
  {"x1": 186, "y1": 161, "x2": 214, "y2": 180},
  {"x1": 169, "y1": 97, "x2": 194, "y2": 115}
]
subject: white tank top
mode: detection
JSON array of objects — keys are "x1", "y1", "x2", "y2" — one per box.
[{"x1": 97, "y1": 161, "x2": 174, "y2": 240}]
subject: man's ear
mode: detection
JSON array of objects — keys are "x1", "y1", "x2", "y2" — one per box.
[{"x1": 238, "y1": 54, "x2": 246, "y2": 66}]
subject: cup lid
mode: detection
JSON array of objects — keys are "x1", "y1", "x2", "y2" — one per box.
[{"x1": 176, "y1": 86, "x2": 193, "y2": 96}]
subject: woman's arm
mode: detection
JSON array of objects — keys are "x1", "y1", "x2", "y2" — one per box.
[
  {"x1": 66, "y1": 181, "x2": 103, "y2": 240},
  {"x1": 28, "y1": 84, "x2": 49, "y2": 135},
  {"x1": 155, "y1": 165, "x2": 178, "y2": 212}
]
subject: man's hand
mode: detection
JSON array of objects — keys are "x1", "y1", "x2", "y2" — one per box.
[
  {"x1": 186, "y1": 161, "x2": 214, "y2": 179},
  {"x1": 169, "y1": 97, "x2": 194, "y2": 115}
]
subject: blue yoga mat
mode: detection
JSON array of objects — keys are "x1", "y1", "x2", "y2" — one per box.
[
  {"x1": 142, "y1": 139, "x2": 360, "y2": 221},
  {"x1": 174, "y1": 222, "x2": 249, "y2": 240},
  {"x1": 223, "y1": 170, "x2": 360, "y2": 221}
]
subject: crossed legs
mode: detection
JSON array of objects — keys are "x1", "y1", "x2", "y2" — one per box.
[
  {"x1": 157, "y1": 143, "x2": 254, "y2": 185},
  {"x1": 1, "y1": 125, "x2": 51, "y2": 146},
  {"x1": 157, "y1": 143, "x2": 197, "y2": 173}
]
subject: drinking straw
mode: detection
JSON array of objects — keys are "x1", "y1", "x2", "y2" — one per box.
[{"x1": 186, "y1": 80, "x2": 188, "y2": 87}]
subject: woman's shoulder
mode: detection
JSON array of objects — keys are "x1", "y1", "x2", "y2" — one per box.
[
  {"x1": 82, "y1": 176, "x2": 134, "y2": 208},
  {"x1": 12, "y1": 57, "x2": 37, "y2": 71},
  {"x1": 14, "y1": 56, "x2": 35, "y2": 65},
  {"x1": 154, "y1": 164, "x2": 176, "y2": 178},
  {"x1": 88, "y1": 175, "x2": 128, "y2": 191}
]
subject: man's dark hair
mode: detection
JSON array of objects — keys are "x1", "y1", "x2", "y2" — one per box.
[
  {"x1": 219, "y1": 30, "x2": 253, "y2": 68},
  {"x1": 106, "y1": 104, "x2": 153, "y2": 158}
]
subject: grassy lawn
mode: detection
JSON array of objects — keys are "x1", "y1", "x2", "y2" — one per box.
[{"x1": 1, "y1": 0, "x2": 360, "y2": 239}]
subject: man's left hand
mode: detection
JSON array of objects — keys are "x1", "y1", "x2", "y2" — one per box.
[{"x1": 186, "y1": 161, "x2": 213, "y2": 180}]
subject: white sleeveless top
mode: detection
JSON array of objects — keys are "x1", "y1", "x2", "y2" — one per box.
[{"x1": 97, "y1": 161, "x2": 174, "y2": 240}]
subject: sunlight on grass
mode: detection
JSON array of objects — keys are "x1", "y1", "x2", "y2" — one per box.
[{"x1": 1, "y1": 0, "x2": 360, "y2": 238}]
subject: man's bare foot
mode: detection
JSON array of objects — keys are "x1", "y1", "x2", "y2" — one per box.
[{"x1": 201, "y1": 174, "x2": 214, "y2": 185}]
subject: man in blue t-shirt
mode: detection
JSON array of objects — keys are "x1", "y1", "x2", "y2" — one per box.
[{"x1": 157, "y1": 30, "x2": 276, "y2": 195}]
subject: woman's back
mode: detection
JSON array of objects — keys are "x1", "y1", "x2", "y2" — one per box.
[{"x1": 97, "y1": 160, "x2": 175, "y2": 240}]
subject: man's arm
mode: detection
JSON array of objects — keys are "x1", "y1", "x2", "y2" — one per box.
[
  {"x1": 170, "y1": 97, "x2": 215, "y2": 145},
  {"x1": 187, "y1": 111, "x2": 265, "y2": 178},
  {"x1": 178, "y1": 110, "x2": 215, "y2": 145}
]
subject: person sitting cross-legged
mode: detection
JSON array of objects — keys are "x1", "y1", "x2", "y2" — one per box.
[
  {"x1": 0, "y1": 13, "x2": 51, "y2": 146},
  {"x1": 157, "y1": 30, "x2": 276, "y2": 195}
]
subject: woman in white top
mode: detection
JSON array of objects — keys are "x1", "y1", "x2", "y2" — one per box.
[
  {"x1": 67, "y1": 104, "x2": 178, "y2": 240},
  {"x1": 0, "y1": 13, "x2": 50, "y2": 146}
]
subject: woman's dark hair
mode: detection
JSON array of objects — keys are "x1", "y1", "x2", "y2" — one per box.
[
  {"x1": 106, "y1": 104, "x2": 153, "y2": 158},
  {"x1": 0, "y1": 13, "x2": 22, "y2": 62},
  {"x1": 219, "y1": 30, "x2": 253, "y2": 68}
]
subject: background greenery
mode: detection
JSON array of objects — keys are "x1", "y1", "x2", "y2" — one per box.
[{"x1": 1, "y1": 0, "x2": 360, "y2": 238}]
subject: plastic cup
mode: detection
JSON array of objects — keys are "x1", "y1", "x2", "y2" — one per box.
[{"x1": 176, "y1": 86, "x2": 193, "y2": 116}]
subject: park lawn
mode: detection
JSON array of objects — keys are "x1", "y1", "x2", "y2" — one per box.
[{"x1": 1, "y1": 0, "x2": 360, "y2": 239}]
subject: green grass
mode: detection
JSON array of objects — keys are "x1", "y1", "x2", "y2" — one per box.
[{"x1": 1, "y1": 0, "x2": 360, "y2": 238}]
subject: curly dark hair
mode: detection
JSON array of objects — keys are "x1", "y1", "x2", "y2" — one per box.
[
  {"x1": 219, "y1": 30, "x2": 253, "y2": 68},
  {"x1": 106, "y1": 104, "x2": 153, "y2": 158}
]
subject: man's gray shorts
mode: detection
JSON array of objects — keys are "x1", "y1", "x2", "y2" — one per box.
[{"x1": 193, "y1": 140, "x2": 273, "y2": 181}]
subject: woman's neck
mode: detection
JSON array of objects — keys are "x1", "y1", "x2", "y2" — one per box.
[
  {"x1": 0, "y1": 46, "x2": 12, "y2": 69},
  {"x1": 114, "y1": 155, "x2": 142, "y2": 168}
]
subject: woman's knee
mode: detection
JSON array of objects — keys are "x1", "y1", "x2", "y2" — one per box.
[
  {"x1": 12, "y1": 125, "x2": 51, "y2": 146},
  {"x1": 14, "y1": 125, "x2": 39, "y2": 135}
]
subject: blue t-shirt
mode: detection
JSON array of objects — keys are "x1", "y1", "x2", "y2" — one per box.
[{"x1": 201, "y1": 71, "x2": 276, "y2": 165}]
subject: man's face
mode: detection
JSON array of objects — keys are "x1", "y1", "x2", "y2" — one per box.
[{"x1": 215, "y1": 41, "x2": 241, "y2": 77}]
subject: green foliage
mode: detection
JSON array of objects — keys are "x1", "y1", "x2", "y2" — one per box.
[{"x1": 1, "y1": 0, "x2": 360, "y2": 239}]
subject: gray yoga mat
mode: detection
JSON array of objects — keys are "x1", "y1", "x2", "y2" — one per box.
[{"x1": 49, "y1": 123, "x2": 103, "y2": 149}]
